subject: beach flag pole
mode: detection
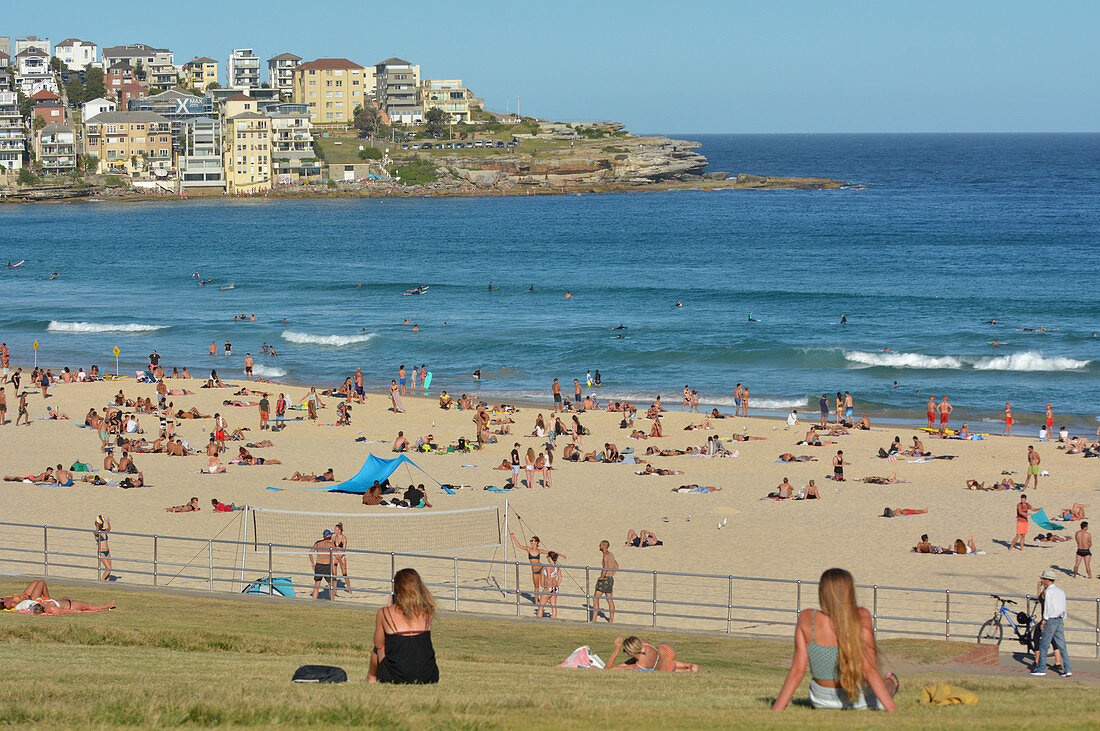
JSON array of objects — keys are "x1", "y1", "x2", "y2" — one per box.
[
  {"x1": 112, "y1": 346, "x2": 120, "y2": 377},
  {"x1": 32, "y1": 339, "x2": 38, "y2": 369}
]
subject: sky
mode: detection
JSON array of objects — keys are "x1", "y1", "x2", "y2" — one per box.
[{"x1": 5, "y1": 0, "x2": 1097, "y2": 133}]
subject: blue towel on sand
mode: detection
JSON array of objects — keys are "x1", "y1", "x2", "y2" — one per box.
[{"x1": 1032, "y1": 508, "x2": 1064, "y2": 531}]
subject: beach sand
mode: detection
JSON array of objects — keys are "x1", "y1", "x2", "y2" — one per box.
[{"x1": 1, "y1": 372, "x2": 1097, "y2": 633}]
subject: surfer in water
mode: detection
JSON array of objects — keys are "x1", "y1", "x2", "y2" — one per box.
[
  {"x1": 675, "y1": 301, "x2": 682, "y2": 307},
  {"x1": 840, "y1": 313, "x2": 847, "y2": 325},
  {"x1": 747, "y1": 312, "x2": 757, "y2": 322},
  {"x1": 613, "y1": 324, "x2": 627, "y2": 330},
  {"x1": 472, "y1": 367, "x2": 481, "y2": 381},
  {"x1": 488, "y1": 282, "x2": 493, "y2": 291},
  {"x1": 529, "y1": 284, "x2": 534, "y2": 292}
]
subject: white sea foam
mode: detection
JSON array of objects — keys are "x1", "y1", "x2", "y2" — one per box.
[
  {"x1": 47, "y1": 321, "x2": 168, "y2": 334},
  {"x1": 251, "y1": 364, "x2": 287, "y2": 378},
  {"x1": 845, "y1": 350, "x2": 1089, "y2": 372},
  {"x1": 972, "y1": 352, "x2": 1090, "y2": 372},
  {"x1": 281, "y1": 330, "x2": 375, "y2": 347},
  {"x1": 844, "y1": 351, "x2": 964, "y2": 369}
]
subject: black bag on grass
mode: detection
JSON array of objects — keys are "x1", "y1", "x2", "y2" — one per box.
[{"x1": 292, "y1": 665, "x2": 347, "y2": 683}]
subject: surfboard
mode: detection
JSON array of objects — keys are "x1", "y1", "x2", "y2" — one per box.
[
  {"x1": 609, "y1": 336, "x2": 633, "y2": 340},
  {"x1": 8, "y1": 260, "x2": 24, "y2": 268},
  {"x1": 423, "y1": 372, "x2": 432, "y2": 390}
]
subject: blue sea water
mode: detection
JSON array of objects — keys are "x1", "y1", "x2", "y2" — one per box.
[{"x1": 1, "y1": 134, "x2": 1097, "y2": 430}]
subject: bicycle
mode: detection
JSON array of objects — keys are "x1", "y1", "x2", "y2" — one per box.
[{"x1": 976, "y1": 594, "x2": 1038, "y2": 650}]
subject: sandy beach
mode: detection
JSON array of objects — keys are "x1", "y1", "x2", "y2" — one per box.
[{"x1": 1, "y1": 365, "x2": 1097, "y2": 632}]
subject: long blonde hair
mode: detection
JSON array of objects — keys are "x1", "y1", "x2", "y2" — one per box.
[
  {"x1": 526, "y1": 447, "x2": 536, "y2": 464},
  {"x1": 817, "y1": 568, "x2": 865, "y2": 698},
  {"x1": 392, "y1": 568, "x2": 435, "y2": 623}
]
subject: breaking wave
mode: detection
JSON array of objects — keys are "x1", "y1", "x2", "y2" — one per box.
[
  {"x1": 251, "y1": 364, "x2": 287, "y2": 378},
  {"x1": 281, "y1": 330, "x2": 376, "y2": 347},
  {"x1": 844, "y1": 350, "x2": 1088, "y2": 372},
  {"x1": 47, "y1": 321, "x2": 169, "y2": 334}
]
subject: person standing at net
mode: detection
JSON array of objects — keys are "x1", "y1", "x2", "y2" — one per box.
[
  {"x1": 332, "y1": 523, "x2": 351, "y2": 592},
  {"x1": 310, "y1": 530, "x2": 336, "y2": 599}
]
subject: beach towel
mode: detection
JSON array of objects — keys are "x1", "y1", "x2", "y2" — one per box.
[
  {"x1": 558, "y1": 646, "x2": 605, "y2": 669},
  {"x1": 485, "y1": 485, "x2": 511, "y2": 493},
  {"x1": 70, "y1": 461, "x2": 91, "y2": 472},
  {"x1": 1031, "y1": 508, "x2": 1065, "y2": 531},
  {"x1": 919, "y1": 682, "x2": 978, "y2": 705}
]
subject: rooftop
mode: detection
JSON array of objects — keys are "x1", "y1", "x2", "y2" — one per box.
[
  {"x1": 103, "y1": 44, "x2": 170, "y2": 57},
  {"x1": 55, "y1": 38, "x2": 94, "y2": 47},
  {"x1": 229, "y1": 111, "x2": 268, "y2": 121},
  {"x1": 268, "y1": 52, "x2": 302, "y2": 62},
  {"x1": 186, "y1": 57, "x2": 217, "y2": 65},
  {"x1": 40, "y1": 122, "x2": 74, "y2": 134},
  {"x1": 85, "y1": 110, "x2": 170, "y2": 125},
  {"x1": 298, "y1": 58, "x2": 365, "y2": 71},
  {"x1": 15, "y1": 47, "x2": 48, "y2": 58},
  {"x1": 30, "y1": 89, "x2": 60, "y2": 100},
  {"x1": 377, "y1": 57, "x2": 412, "y2": 66},
  {"x1": 223, "y1": 93, "x2": 254, "y2": 102}
]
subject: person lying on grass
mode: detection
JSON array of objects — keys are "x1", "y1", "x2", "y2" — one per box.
[
  {"x1": 604, "y1": 636, "x2": 698, "y2": 672},
  {"x1": 2, "y1": 580, "x2": 114, "y2": 613}
]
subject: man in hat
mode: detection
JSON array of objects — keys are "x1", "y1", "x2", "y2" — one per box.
[
  {"x1": 310, "y1": 530, "x2": 336, "y2": 599},
  {"x1": 1031, "y1": 568, "x2": 1071, "y2": 676}
]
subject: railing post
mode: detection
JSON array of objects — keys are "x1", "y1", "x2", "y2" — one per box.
[
  {"x1": 153, "y1": 535, "x2": 159, "y2": 586},
  {"x1": 453, "y1": 557, "x2": 459, "y2": 612},
  {"x1": 945, "y1": 590, "x2": 951, "y2": 640},
  {"x1": 42, "y1": 525, "x2": 48, "y2": 576},
  {"x1": 514, "y1": 562, "x2": 520, "y2": 617},
  {"x1": 267, "y1": 543, "x2": 273, "y2": 587},
  {"x1": 873, "y1": 586, "x2": 878, "y2": 632},
  {"x1": 726, "y1": 576, "x2": 733, "y2": 634},
  {"x1": 796, "y1": 580, "x2": 801, "y2": 613},
  {"x1": 1095, "y1": 599, "x2": 1099, "y2": 659},
  {"x1": 208, "y1": 540, "x2": 213, "y2": 591},
  {"x1": 585, "y1": 566, "x2": 591, "y2": 621},
  {"x1": 652, "y1": 571, "x2": 658, "y2": 628},
  {"x1": 390, "y1": 552, "x2": 395, "y2": 581},
  {"x1": 328, "y1": 548, "x2": 334, "y2": 601}
]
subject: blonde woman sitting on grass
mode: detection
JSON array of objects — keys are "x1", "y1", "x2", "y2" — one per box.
[{"x1": 772, "y1": 568, "x2": 898, "y2": 711}]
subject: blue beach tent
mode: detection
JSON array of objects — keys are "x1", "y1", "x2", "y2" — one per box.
[{"x1": 323, "y1": 454, "x2": 438, "y2": 493}]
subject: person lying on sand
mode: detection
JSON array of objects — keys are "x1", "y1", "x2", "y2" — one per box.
[
  {"x1": 672, "y1": 484, "x2": 722, "y2": 493},
  {"x1": 637, "y1": 464, "x2": 684, "y2": 476},
  {"x1": 1057, "y1": 504, "x2": 1088, "y2": 521},
  {"x1": 683, "y1": 418, "x2": 713, "y2": 431},
  {"x1": 223, "y1": 400, "x2": 257, "y2": 407},
  {"x1": 645, "y1": 446, "x2": 696, "y2": 456},
  {"x1": 730, "y1": 433, "x2": 766, "y2": 441},
  {"x1": 1036, "y1": 532, "x2": 1070, "y2": 543},
  {"x1": 778, "y1": 454, "x2": 816, "y2": 462},
  {"x1": 913, "y1": 534, "x2": 952, "y2": 553},
  {"x1": 861, "y1": 472, "x2": 903, "y2": 484},
  {"x1": 45, "y1": 405, "x2": 70, "y2": 420},
  {"x1": 245, "y1": 440, "x2": 274, "y2": 448},
  {"x1": 212, "y1": 499, "x2": 243, "y2": 512},
  {"x1": 166, "y1": 497, "x2": 201, "y2": 512},
  {"x1": 629, "y1": 430, "x2": 648, "y2": 440},
  {"x1": 175, "y1": 407, "x2": 209, "y2": 419},
  {"x1": 626, "y1": 529, "x2": 662, "y2": 547},
  {"x1": 4, "y1": 468, "x2": 54, "y2": 483},
  {"x1": 237, "y1": 447, "x2": 280, "y2": 465},
  {"x1": 882, "y1": 507, "x2": 928, "y2": 517},
  {"x1": 288, "y1": 469, "x2": 335, "y2": 482},
  {"x1": 167, "y1": 389, "x2": 195, "y2": 396},
  {"x1": 709, "y1": 408, "x2": 730, "y2": 419},
  {"x1": 966, "y1": 478, "x2": 1018, "y2": 490}
]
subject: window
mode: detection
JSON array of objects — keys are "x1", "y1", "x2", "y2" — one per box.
[{"x1": 325, "y1": 112, "x2": 333, "y2": 119}]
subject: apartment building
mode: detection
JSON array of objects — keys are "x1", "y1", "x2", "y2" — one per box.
[
  {"x1": 14, "y1": 47, "x2": 57, "y2": 96},
  {"x1": 34, "y1": 123, "x2": 76, "y2": 174},
  {"x1": 265, "y1": 102, "x2": 319, "y2": 181},
  {"x1": 102, "y1": 43, "x2": 173, "y2": 71},
  {"x1": 374, "y1": 58, "x2": 422, "y2": 124},
  {"x1": 183, "y1": 57, "x2": 218, "y2": 91},
  {"x1": 227, "y1": 49, "x2": 261, "y2": 89},
  {"x1": 0, "y1": 90, "x2": 24, "y2": 171},
  {"x1": 13, "y1": 36, "x2": 51, "y2": 57},
  {"x1": 178, "y1": 116, "x2": 224, "y2": 191},
  {"x1": 129, "y1": 89, "x2": 212, "y2": 138},
  {"x1": 83, "y1": 110, "x2": 172, "y2": 174},
  {"x1": 220, "y1": 94, "x2": 271, "y2": 193},
  {"x1": 31, "y1": 89, "x2": 65, "y2": 126},
  {"x1": 419, "y1": 79, "x2": 472, "y2": 123},
  {"x1": 291, "y1": 58, "x2": 366, "y2": 124},
  {"x1": 105, "y1": 63, "x2": 135, "y2": 98},
  {"x1": 83, "y1": 97, "x2": 116, "y2": 119},
  {"x1": 54, "y1": 38, "x2": 98, "y2": 70},
  {"x1": 267, "y1": 53, "x2": 301, "y2": 98},
  {"x1": 117, "y1": 82, "x2": 147, "y2": 108}
]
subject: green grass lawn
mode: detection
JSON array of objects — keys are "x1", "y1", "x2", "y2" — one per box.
[{"x1": 1, "y1": 579, "x2": 1097, "y2": 727}]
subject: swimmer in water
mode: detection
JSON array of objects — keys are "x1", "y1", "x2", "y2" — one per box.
[
  {"x1": 747, "y1": 312, "x2": 756, "y2": 322},
  {"x1": 412, "y1": 324, "x2": 419, "y2": 332},
  {"x1": 613, "y1": 324, "x2": 627, "y2": 330},
  {"x1": 985, "y1": 319, "x2": 997, "y2": 324},
  {"x1": 565, "y1": 292, "x2": 572, "y2": 299},
  {"x1": 882, "y1": 347, "x2": 892, "y2": 352},
  {"x1": 990, "y1": 340, "x2": 1002, "y2": 346},
  {"x1": 892, "y1": 381, "x2": 899, "y2": 388},
  {"x1": 840, "y1": 313, "x2": 847, "y2": 325},
  {"x1": 529, "y1": 284, "x2": 534, "y2": 291},
  {"x1": 403, "y1": 318, "x2": 411, "y2": 325},
  {"x1": 488, "y1": 282, "x2": 493, "y2": 291},
  {"x1": 675, "y1": 301, "x2": 682, "y2": 307}
]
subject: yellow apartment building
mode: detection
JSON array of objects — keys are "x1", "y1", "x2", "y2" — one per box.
[
  {"x1": 291, "y1": 58, "x2": 366, "y2": 124},
  {"x1": 220, "y1": 94, "x2": 272, "y2": 193},
  {"x1": 183, "y1": 57, "x2": 219, "y2": 91},
  {"x1": 83, "y1": 110, "x2": 172, "y2": 174}
]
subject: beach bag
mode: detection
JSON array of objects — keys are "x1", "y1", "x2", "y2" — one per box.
[
  {"x1": 558, "y1": 646, "x2": 605, "y2": 669},
  {"x1": 292, "y1": 665, "x2": 347, "y2": 683}
]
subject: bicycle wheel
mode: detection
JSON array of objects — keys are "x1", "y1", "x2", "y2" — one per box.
[{"x1": 977, "y1": 619, "x2": 1003, "y2": 645}]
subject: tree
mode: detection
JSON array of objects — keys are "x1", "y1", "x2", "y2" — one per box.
[
  {"x1": 205, "y1": 81, "x2": 220, "y2": 90},
  {"x1": 17, "y1": 91, "x2": 34, "y2": 119},
  {"x1": 84, "y1": 67, "x2": 106, "y2": 101},
  {"x1": 133, "y1": 61, "x2": 146, "y2": 81},
  {"x1": 64, "y1": 77, "x2": 84, "y2": 105},
  {"x1": 50, "y1": 56, "x2": 64, "y2": 73},
  {"x1": 353, "y1": 102, "x2": 386, "y2": 138},
  {"x1": 80, "y1": 154, "x2": 99, "y2": 173},
  {"x1": 424, "y1": 107, "x2": 450, "y2": 137},
  {"x1": 33, "y1": 116, "x2": 46, "y2": 131},
  {"x1": 18, "y1": 168, "x2": 38, "y2": 186}
]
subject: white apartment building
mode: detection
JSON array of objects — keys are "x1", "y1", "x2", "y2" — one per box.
[
  {"x1": 0, "y1": 90, "x2": 25, "y2": 171},
  {"x1": 267, "y1": 53, "x2": 301, "y2": 97},
  {"x1": 54, "y1": 38, "x2": 98, "y2": 70},
  {"x1": 228, "y1": 49, "x2": 261, "y2": 89},
  {"x1": 83, "y1": 97, "x2": 116, "y2": 120},
  {"x1": 13, "y1": 36, "x2": 51, "y2": 57}
]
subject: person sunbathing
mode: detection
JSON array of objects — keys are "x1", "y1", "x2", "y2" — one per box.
[
  {"x1": 709, "y1": 408, "x2": 729, "y2": 419},
  {"x1": 167, "y1": 388, "x2": 195, "y2": 396},
  {"x1": 223, "y1": 399, "x2": 257, "y2": 407},
  {"x1": 775, "y1": 478, "x2": 794, "y2": 499},
  {"x1": 882, "y1": 507, "x2": 928, "y2": 516},
  {"x1": 778, "y1": 454, "x2": 815, "y2": 462},
  {"x1": 2, "y1": 581, "x2": 115, "y2": 613},
  {"x1": 861, "y1": 472, "x2": 902, "y2": 484},
  {"x1": 629, "y1": 430, "x2": 649, "y2": 440},
  {"x1": 175, "y1": 407, "x2": 208, "y2": 419},
  {"x1": 238, "y1": 447, "x2": 280, "y2": 465},
  {"x1": 730, "y1": 433, "x2": 766, "y2": 441},
  {"x1": 638, "y1": 464, "x2": 684, "y2": 476},
  {"x1": 1, "y1": 579, "x2": 50, "y2": 608},
  {"x1": 683, "y1": 418, "x2": 713, "y2": 431},
  {"x1": 953, "y1": 536, "x2": 978, "y2": 555},
  {"x1": 1056, "y1": 504, "x2": 1087, "y2": 521},
  {"x1": 605, "y1": 636, "x2": 698, "y2": 672},
  {"x1": 645, "y1": 446, "x2": 686, "y2": 456},
  {"x1": 288, "y1": 468, "x2": 335, "y2": 482},
  {"x1": 119, "y1": 472, "x2": 145, "y2": 488},
  {"x1": 649, "y1": 420, "x2": 663, "y2": 438},
  {"x1": 672, "y1": 484, "x2": 722, "y2": 493},
  {"x1": 1036, "y1": 532, "x2": 1070, "y2": 543},
  {"x1": 626, "y1": 529, "x2": 662, "y2": 547},
  {"x1": 211, "y1": 499, "x2": 243, "y2": 512},
  {"x1": 167, "y1": 497, "x2": 201, "y2": 512},
  {"x1": 45, "y1": 405, "x2": 70, "y2": 420},
  {"x1": 245, "y1": 440, "x2": 274, "y2": 448},
  {"x1": 4, "y1": 468, "x2": 54, "y2": 483}
]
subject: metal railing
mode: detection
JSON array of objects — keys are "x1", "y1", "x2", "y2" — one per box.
[{"x1": 1, "y1": 520, "x2": 1098, "y2": 656}]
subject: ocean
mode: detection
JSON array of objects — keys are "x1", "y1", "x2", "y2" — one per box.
[{"x1": 2, "y1": 134, "x2": 1098, "y2": 431}]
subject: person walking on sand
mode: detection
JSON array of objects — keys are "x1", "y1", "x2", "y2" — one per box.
[
  {"x1": 926, "y1": 395, "x2": 936, "y2": 429},
  {"x1": 937, "y1": 396, "x2": 953, "y2": 437},
  {"x1": 590, "y1": 540, "x2": 618, "y2": 623},
  {"x1": 1009, "y1": 493, "x2": 1034, "y2": 551},
  {"x1": 0, "y1": 386, "x2": 6, "y2": 425},
  {"x1": 1003, "y1": 403, "x2": 1014, "y2": 437},
  {"x1": 310, "y1": 529, "x2": 336, "y2": 599},
  {"x1": 1025, "y1": 445, "x2": 1041, "y2": 490},
  {"x1": 1073, "y1": 522, "x2": 1092, "y2": 579},
  {"x1": 15, "y1": 391, "x2": 29, "y2": 426},
  {"x1": 734, "y1": 383, "x2": 744, "y2": 417},
  {"x1": 95, "y1": 516, "x2": 112, "y2": 580},
  {"x1": 1031, "y1": 569, "x2": 1071, "y2": 677},
  {"x1": 390, "y1": 380, "x2": 405, "y2": 413},
  {"x1": 552, "y1": 378, "x2": 562, "y2": 413}
]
